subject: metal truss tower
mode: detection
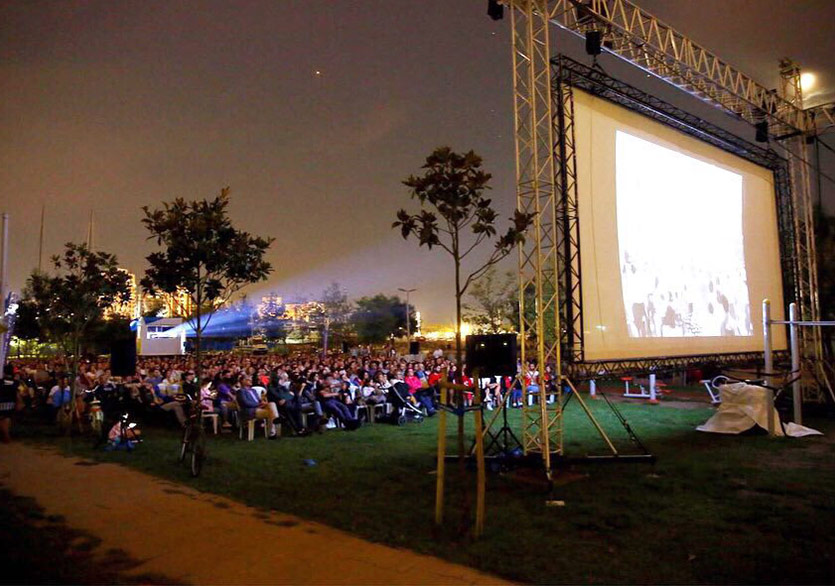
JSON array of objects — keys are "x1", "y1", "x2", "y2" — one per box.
[
  {"x1": 503, "y1": 0, "x2": 829, "y2": 430},
  {"x1": 510, "y1": 1, "x2": 563, "y2": 471}
]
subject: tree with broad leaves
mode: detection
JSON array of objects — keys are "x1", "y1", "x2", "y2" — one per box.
[
  {"x1": 351, "y1": 294, "x2": 412, "y2": 344},
  {"x1": 141, "y1": 188, "x2": 273, "y2": 385},
  {"x1": 19, "y1": 243, "x2": 131, "y2": 396},
  {"x1": 394, "y1": 147, "x2": 534, "y2": 369}
]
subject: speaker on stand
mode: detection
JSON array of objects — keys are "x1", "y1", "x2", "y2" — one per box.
[
  {"x1": 465, "y1": 333, "x2": 522, "y2": 462},
  {"x1": 110, "y1": 331, "x2": 137, "y2": 377}
]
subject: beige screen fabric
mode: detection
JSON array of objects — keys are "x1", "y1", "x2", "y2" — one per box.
[{"x1": 573, "y1": 89, "x2": 786, "y2": 360}]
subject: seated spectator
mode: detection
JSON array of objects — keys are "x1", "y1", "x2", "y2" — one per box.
[
  {"x1": 237, "y1": 375, "x2": 280, "y2": 439},
  {"x1": 47, "y1": 376, "x2": 72, "y2": 421},
  {"x1": 298, "y1": 375, "x2": 324, "y2": 428},
  {"x1": 460, "y1": 366, "x2": 474, "y2": 407},
  {"x1": 524, "y1": 362, "x2": 540, "y2": 405},
  {"x1": 481, "y1": 376, "x2": 502, "y2": 410},
  {"x1": 267, "y1": 373, "x2": 309, "y2": 436},
  {"x1": 362, "y1": 372, "x2": 388, "y2": 406},
  {"x1": 152, "y1": 371, "x2": 191, "y2": 427},
  {"x1": 212, "y1": 371, "x2": 236, "y2": 428},
  {"x1": 318, "y1": 376, "x2": 360, "y2": 430},
  {"x1": 404, "y1": 367, "x2": 436, "y2": 416}
]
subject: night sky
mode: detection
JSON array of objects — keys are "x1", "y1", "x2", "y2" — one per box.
[{"x1": 2, "y1": 0, "x2": 834, "y2": 324}]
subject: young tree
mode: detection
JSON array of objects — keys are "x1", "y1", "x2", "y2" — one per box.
[
  {"x1": 463, "y1": 267, "x2": 516, "y2": 334},
  {"x1": 142, "y1": 188, "x2": 273, "y2": 383},
  {"x1": 19, "y1": 243, "x2": 131, "y2": 393},
  {"x1": 394, "y1": 147, "x2": 534, "y2": 368},
  {"x1": 317, "y1": 282, "x2": 352, "y2": 355}
]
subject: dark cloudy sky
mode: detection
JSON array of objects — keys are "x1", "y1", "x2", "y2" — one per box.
[{"x1": 2, "y1": 0, "x2": 834, "y2": 324}]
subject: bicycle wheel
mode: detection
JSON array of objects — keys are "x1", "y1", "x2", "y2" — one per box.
[
  {"x1": 178, "y1": 426, "x2": 190, "y2": 463},
  {"x1": 190, "y1": 428, "x2": 206, "y2": 477}
]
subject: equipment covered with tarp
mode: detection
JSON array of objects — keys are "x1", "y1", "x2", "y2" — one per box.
[{"x1": 697, "y1": 382, "x2": 822, "y2": 437}]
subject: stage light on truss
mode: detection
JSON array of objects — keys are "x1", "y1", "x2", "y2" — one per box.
[
  {"x1": 487, "y1": 0, "x2": 504, "y2": 20},
  {"x1": 800, "y1": 72, "x2": 816, "y2": 92}
]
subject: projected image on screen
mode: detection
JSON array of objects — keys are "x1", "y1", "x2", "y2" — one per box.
[{"x1": 616, "y1": 131, "x2": 753, "y2": 338}]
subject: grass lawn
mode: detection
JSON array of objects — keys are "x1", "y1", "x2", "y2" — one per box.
[{"x1": 16, "y1": 396, "x2": 835, "y2": 584}]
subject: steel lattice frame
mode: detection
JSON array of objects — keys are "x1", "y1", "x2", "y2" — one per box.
[
  {"x1": 551, "y1": 55, "x2": 799, "y2": 377},
  {"x1": 554, "y1": 71, "x2": 584, "y2": 364},
  {"x1": 809, "y1": 102, "x2": 835, "y2": 135},
  {"x1": 510, "y1": 0, "x2": 562, "y2": 467},
  {"x1": 506, "y1": 1, "x2": 825, "y2": 426},
  {"x1": 552, "y1": 55, "x2": 800, "y2": 378},
  {"x1": 537, "y1": 0, "x2": 807, "y2": 137},
  {"x1": 785, "y1": 135, "x2": 825, "y2": 400},
  {"x1": 566, "y1": 350, "x2": 790, "y2": 381}
]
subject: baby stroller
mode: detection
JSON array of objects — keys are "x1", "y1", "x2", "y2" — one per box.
[{"x1": 386, "y1": 382, "x2": 424, "y2": 425}]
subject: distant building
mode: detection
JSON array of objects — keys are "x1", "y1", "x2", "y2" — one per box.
[
  {"x1": 257, "y1": 292, "x2": 285, "y2": 320},
  {"x1": 281, "y1": 301, "x2": 325, "y2": 323},
  {"x1": 103, "y1": 268, "x2": 200, "y2": 322},
  {"x1": 135, "y1": 317, "x2": 185, "y2": 356},
  {"x1": 141, "y1": 287, "x2": 196, "y2": 318}
]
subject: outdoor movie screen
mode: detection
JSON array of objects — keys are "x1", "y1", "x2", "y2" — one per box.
[{"x1": 573, "y1": 89, "x2": 787, "y2": 361}]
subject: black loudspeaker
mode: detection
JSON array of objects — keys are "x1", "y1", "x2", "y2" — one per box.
[
  {"x1": 409, "y1": 341, "x2": 420, "y2": 355},
  {"x1": 111, "y1": 338, "x2": 137, "y2": 377},
  {"x1": 755, "y1": 120, "x2": 769, "y2": 143},
  {"x1": 487, "y1": 0, "x2": 504, "y2": 20},
  {"x1": 465, "y1": 334, "x2": 517, "y2": 377},
  {"x1": 585, "y1": 30, "x2": 602, "y2": 56},
  {"x1": 342, "y1": 341, "x2": 350, "y2": 353}
]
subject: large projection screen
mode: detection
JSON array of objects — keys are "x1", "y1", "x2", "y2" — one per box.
[{"x1": 574, "y1": 89, "x2": 787, "y2": 361}]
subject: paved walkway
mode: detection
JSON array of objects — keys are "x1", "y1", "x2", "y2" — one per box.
[{"x1": 0, "y1": 443, "x2": 511, "y2": 585}]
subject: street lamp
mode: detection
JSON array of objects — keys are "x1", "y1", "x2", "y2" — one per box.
[{"x1": 398, "y1": 288, "x2": 417, "y2": 339}]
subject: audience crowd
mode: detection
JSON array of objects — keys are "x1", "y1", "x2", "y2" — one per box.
[{"x1": 3, "y1": 347, "x2": 556, "y2": 440}]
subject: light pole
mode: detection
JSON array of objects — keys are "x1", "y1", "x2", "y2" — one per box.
[
  {"x1": 398, "y1": 288, "x2": 416, "y2": 339},
  {"x1": 0, "y1": 213, "x2": 8, "y2": 370}
]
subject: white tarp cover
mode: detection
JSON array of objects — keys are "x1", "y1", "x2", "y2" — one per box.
[{"x1": 697, "y1": 382, "x2": 822, "y2": 437}]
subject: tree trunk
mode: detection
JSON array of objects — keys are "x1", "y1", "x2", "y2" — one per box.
[
  {"x1": 322, "y1": 317, "x2": 329, "y2": 358},
  {"x1": 195, "y1": 266, "x2": 203, "y2": 422},
  {"x1": 68, "y1": 334, "x2": 80, "y2": 436},
  {"x1": 453, "y1": 252, "x2": 470, "y2": 528},
  {"x1": 454, "y1": 259, "x2": 464, "y2": 368}
]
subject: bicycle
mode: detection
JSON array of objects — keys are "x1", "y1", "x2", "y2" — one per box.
[{"x1": 178, "y1": 393, "x2": 207, "y2": 477}]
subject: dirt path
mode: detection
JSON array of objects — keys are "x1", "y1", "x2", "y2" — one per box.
[{"x1": 0, "y1": 442, "x2": 510, "y2": 585}]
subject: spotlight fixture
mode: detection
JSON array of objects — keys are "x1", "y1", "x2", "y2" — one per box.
[
  {"x1": 755, "y1": 120, "x2": 769, "y2": 143},
  {"x1": 585, "y1": 30, "x2": 602, "y2": 56},
  {"x1": 487, "y1": 0, "x2": 504, "y2": 21}
]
